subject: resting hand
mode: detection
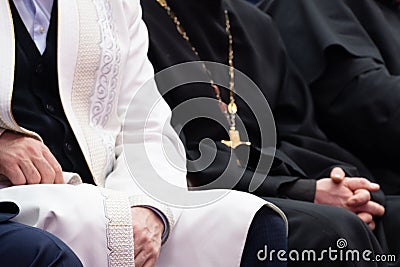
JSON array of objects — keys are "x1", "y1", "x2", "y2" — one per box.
[
  {"x1": 357, "y1": 212, "x2": 376, "y2": 230},
  {"x1": 315, "y1": 168, "x2": 384, "y2": 230},
  {"x1": 131, "y1": 207, "x2": 163, "y2": 267},
  {"x1": 327, "y1": 167, "x2": 382, "y2": 207},
  {"x1": 329, "y1": 167, "x2": 346, "y2": 183},
  {"x1": 0, "y1": 131, "x2": 63, "y2": 185},
  {"x1": 329, "y1": 167, "x2": 384, "y2": 211}
]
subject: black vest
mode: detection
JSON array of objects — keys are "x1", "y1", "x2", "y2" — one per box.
[{"x1": 9, "y1": 0, "x2": 94, "y2": 184}]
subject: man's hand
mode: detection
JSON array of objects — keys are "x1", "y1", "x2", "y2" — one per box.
[
  {"x1": 131, "y1": 207, "x2": 163, "y2": 267},
  {"x1": 0, "y1": 131, "x2": 63, "y2": 185},
  {"x1": 315, "y1": 168, "x2": 385, "y2": 230}
]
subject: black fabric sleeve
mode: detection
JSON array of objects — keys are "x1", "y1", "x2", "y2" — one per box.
[
  {"x1": 279, "y1": 179, "x2": 316, "y2": 202},
  {"x1": 311, "y1": 48, "x2": 400, "y2": 171},
  {"x1": 260, "y1": 0, "x2": 400, "y2": 193},
  {"x1": 184, "y1": 139, "x2": 312, "y2": 199},
  {"x1": 261, "y1": 19, "x2": 372, "y2": 180},
  {"x1": 259, "y1": 0, "x2": 383, "y2": 83},
  {"x1": 184, "y1": 134, "x2": 364, "y2": 202}
]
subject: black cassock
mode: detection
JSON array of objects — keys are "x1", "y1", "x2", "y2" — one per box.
[
  {"x1": 141, "y1": 0, "x2": 399, "y2": 264},
  {"x1": 261, "y1": 0, "x2": 400, "y2": 195}
]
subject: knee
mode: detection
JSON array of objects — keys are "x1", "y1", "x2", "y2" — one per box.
[
  {"x1": 267, "y1": 198, "x2": 375, "y2": 249},
  {"x1": 241, "y1": 207, "x2": 288, "y2": 267},
  {"x1": 312, "y1": 205, "x2": 370, "y2": 240},
  {"x1": 33, "y1": 230, "x2": 83, "y2": 267},
  {"x1": 0, "y1": 222, "x2": 82, "y2": 267},
  {"x1": 289, "y1": 203, "x2": 376, "y2": 250}
]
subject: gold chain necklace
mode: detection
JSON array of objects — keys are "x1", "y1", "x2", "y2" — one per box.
[{"x1": 155, "y1": 0, "x2": 251, "y2": 149}]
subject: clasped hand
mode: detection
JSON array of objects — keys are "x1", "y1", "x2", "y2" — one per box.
[
  {"x1": 131, "y1": 207, "x2": 164, "y2": 267},
  {"x1": 315, "y1": 167, "x2": 385, "y2": 230},
  {"x1": 0, "y1": 132, "x2": 164, "y2": 266},
  {"x1": 0, "y1": 131, "x2": 63, "y2": 185}
]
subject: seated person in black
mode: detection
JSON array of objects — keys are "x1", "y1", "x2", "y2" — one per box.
[
  {"x1": 259, "y1": 0, "x2": 400, "y2": 196},
  {"x1": 141, "y1": 0, "x2": 400, "y2": 266}
]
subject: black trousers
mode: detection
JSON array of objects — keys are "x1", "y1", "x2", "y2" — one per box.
[
  {"x1": 380, "y1": 196, "x2": 400, "y2": 267},
  {"x1": 265, "y1": 198, "x2": 399, "y2": 267}
]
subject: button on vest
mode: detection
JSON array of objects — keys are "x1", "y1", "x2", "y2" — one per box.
[{"x1": 9, "y1": 0, "x2": 94, "y2": 184}]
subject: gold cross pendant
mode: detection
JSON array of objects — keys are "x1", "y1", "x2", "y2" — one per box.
[
  {"x1": 221, "y1": 129, "x2": 251, "y2": 149},
  {"x1": 156, "y1": 0, "x2": 167, "y2": 7}
]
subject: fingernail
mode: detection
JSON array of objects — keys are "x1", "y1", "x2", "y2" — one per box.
[
  {"x1": 370, "y1": 183, "x2": 380, "y2": 189},
  {"x1": 347, "y1": 198, "x2": 356, "y2": 206}
]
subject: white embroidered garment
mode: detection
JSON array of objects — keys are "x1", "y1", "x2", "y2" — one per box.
[
  {"x1": 0, "y1": 184, "x2": 135, "y2": 266},
  {"x1": 0, "y1": 184, "x2": 285, "y2": 267}
]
